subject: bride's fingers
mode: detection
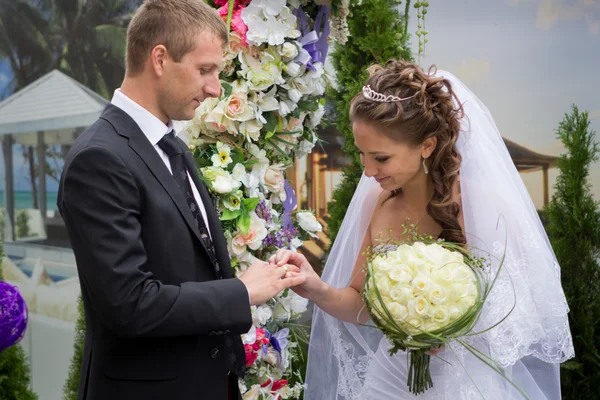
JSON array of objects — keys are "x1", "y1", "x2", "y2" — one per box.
[{"x1": 275, "y1": 249, "x2": 290, "y2": 266}]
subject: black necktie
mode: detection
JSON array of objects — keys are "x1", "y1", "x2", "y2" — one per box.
[
  {"x1": 157, "y1": 131, "x2": 221, "y2": 278},
  {"x1": 157, "y1": 131, "x2": 246, "y2": 377}
]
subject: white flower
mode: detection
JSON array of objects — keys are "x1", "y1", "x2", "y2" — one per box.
[
  {"x1": 238, "y1": 52, "x2": 285, "y2": 92},
  {"x1": 240, "y1": 119, "x2": 263, "y2": 142},
  {"x1": 285, "y1": 62, "x2": 303, "y2": 77},
  {"x1": 287, "y1": 88, "x2": 303, "y2": 103},
  {"x1": 231, "y1": 163, "x2": 246, "y2": 182},
  {"x1": 279, "y1": 42, "x2": 299, "y2": 60},
  {"x1": 231, "y1": 212, "x2": 268, "y2": 252},
  {"x1": 296, "y1": 211, "x2": 322, "y2": 238},
  {"x1": 252, "y1": 305, "x2": 273, "y2": 326},
  {"x1": 222, "y1": 189, "x2": 243, "y2": 211},
  {"x1": 201, "y1": 166, "x2": 240, "y2": 194},
  {"x1": 274, "y1": 291, "x2": 309, "y2": 320},
  {"x1": 242, "y1": 324, "x2": 257, "y2": 344},
  {"x1": 224, "y1": 93, "x2": 255, "y2": 122},
  {"x1": 243, "y1": 384, "x2": 261, "y2": 400},
  {"x1": 210, "y1": 142, "x2": 233, "y2": 168},
  {"x1": 309, "y1": 103, "x2": 325, "y2": 128},
  {"x1": 241, "y1": 0, "x2": 297, "y2": 46},
  {"x1": 264, "y1": 164, "x2": 286, "y2": 195}
]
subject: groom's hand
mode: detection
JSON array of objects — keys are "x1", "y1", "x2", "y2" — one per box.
[
  {"x1": 239, "y1": 260, "x2": 305, "y2": 306},
  {"x1": 269, "y1": 250, "x2": 326, "y2": 301}
]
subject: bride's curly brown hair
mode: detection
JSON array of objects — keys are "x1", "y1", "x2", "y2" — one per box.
[{"x1": 350, "y1": 60, "x2": 466, "y2": 244}]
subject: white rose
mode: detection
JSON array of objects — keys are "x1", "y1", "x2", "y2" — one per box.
[
  {"x1": 411, "y1": 296, "x2": 431, "y2": 319},
  {"x1": 388, "y1": 264, "x2": 413, "y2": 284},
  {"x1": 405, "y1": 317, "x2": 423, "y2": 335},
  {"x1": 448, "y1": 306, "x2": 464, "y2": 322},
  {"x1": 389, "y1": 286, "x2": 412, "y2": 305},
  {"x1": 372, "y1": 273, "x2": 393, "y2": 297},
  {"x1": 457, "y1": 295, "x2": 477, "y2": 312},
  {"x1": 296, "y1": 211, "x2": 323, "y2": 238},
  {"x1": 231, "y1": 212, "x2": 268, "y2": 252},
  {"x1": 264, "y1": 165, "x2": 285, "y2": 193},
  {"x1": 202, "y1": 166, "x2": 240, "y2": 194},
  {"x1": 453, "y1": 265, "x2": 475, "y2": 283},
  {"x1": 411, "y1": 275, "x2": 431, "y2": 296},
  {"x1": 387, "y1": 302, "x2": 409, "y2": 321},
  {"x1": 372, "y1": 255, "x2": 393, "y2": 272},
  {"x1": 279, "y1": 42, "x2": 299, "y2": 60},
  {"x1": 432, "y1": 306, "x2": 450, "y2": 326},
  {"x1": 426, "y1": 285, "x2": 449, "y2": 305},
  {"x1": 213, "y1": 175, "x2": 235, "y2": 194}
]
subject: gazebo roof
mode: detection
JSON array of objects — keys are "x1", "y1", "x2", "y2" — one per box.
[
  {"x1": 503, "y1": 138, "x2": 558, "y2": 172},
  {"x1": 0, "y1": 69, "x2": 108, "y2": 145}
]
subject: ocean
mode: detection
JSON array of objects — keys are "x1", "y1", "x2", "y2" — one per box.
[{"x1": 0, "y1": 191, "x2": 58, "y2": 211}]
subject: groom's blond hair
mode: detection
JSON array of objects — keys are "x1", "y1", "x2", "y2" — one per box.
[{"x1": 125, "y1": 0, "x2": 228, "y2": 76}]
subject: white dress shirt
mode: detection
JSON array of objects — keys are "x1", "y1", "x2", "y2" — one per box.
[{"x1": 111, "y1": 89, "x2": 212, "y2": 238}]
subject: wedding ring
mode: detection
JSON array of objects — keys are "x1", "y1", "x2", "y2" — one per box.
[{"x1": 281, "y1": 265, "x2": 288, "y2": 272}]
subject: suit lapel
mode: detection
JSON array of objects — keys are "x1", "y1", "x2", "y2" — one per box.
[
  {"x1": 182, "y1": 149, "x2": 234, "y2": 279},
  {"x1": 99, "y1": 105, "x2": 206, "y2": 249}
]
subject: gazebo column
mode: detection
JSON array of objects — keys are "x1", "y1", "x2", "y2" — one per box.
[
  {"x1": 37, "y1": 131, "x2": 47, "y2": 218},
  {"x1": 543, "y1": 165, "x2": 550, "y2": 206},
  {"x1": 2, "y1": 134, "x2": 15, "y2": 241}
]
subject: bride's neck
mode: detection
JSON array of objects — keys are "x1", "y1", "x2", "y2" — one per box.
[{"x1": 396, "y1": 175, "x2": 434, "y2": 211}]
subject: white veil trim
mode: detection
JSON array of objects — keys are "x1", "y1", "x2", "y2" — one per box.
[{"x1": 305, "y1": 70, "x2": 574, "y2": 400}]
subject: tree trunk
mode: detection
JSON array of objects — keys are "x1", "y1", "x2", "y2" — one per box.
[{"x1": 27, "y1": 145, "x2": 39, "y2": 209}]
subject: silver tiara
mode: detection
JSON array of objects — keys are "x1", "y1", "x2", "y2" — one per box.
[{"x1": 362, "y1": 85, "x2": 417, "y2": 103}]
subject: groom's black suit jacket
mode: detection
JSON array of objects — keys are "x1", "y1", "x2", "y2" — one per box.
[{"x1": 58, "y1": 104, "x2": 252, "y2": 400}]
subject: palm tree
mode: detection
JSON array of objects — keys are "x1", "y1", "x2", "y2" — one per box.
[
  {"x1": 0, "y1": 0, "x2": 53, "y2": 96},
  {"x1": 48, "y1": 0, "x2": 136, "y2": 98}
]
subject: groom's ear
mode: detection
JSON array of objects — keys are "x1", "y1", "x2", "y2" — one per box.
[
  {"x1": 150, "y1": 44, "x2": 168, "y2": 77},
  {"x1": 421, "y1": 137, "x2": 437, "y2": 158}
]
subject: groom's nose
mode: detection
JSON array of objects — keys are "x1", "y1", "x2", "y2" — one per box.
[{"x1": 203, "y1": 73, "x2": 221, "y2": 99}]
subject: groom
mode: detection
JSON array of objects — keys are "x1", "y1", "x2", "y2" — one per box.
[{"x1": 57, "y1": 1, "x2": 304, "y2": 399}]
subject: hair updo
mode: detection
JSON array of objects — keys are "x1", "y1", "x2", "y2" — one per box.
[{"x1": 350, "y1": 60, "x2": 465, "y2": 244}]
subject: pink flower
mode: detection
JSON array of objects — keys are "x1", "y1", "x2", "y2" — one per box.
[
  {"x1": 217, "y1": 5, "x2": 248, "y2": 37},
  {"x1": 230, "y1": 7, "x2": 248, "y2": 36},
  {"x1": 244, "y1": 343, "x2": 259, "y2": 367},
  {"x1": 272, "y1": 379, "x2": 288, "y2": 392}
]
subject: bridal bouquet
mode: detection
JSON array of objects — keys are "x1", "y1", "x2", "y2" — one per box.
[
  {"x1": 178, "y1": 0, "x2": 349, "y2": 397},
  {"x1": 362, "y1": 227, "x2": 526, "y2": 397}
]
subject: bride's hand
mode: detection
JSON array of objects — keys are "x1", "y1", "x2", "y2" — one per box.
[
  {"x1": 270, "y1": 250, "x2": 326, "y2": 300},
  {"x1": 426, "y1": 345, "x2": 445, "y2": 356}
]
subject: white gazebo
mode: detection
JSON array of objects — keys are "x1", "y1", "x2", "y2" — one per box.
[{"x1": 0, "y1": 69, "x2": 108, "y2": 241}]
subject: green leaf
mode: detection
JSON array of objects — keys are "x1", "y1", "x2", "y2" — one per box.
[
  {"x1": 265, "y1": 131, "x2": 275, "y2": 139},
  {"x1": 238, "y1": 206, "x2": 251, "y2": 234},
  {"x1": 222, "y1": 82, "x2": 233, "y2": 98},
  {"x1": 243, "y1": 197, "x2": 260, "y2": 211},
  {"x1": 220, "y1": 209, "x2": 241, "y2": 221},
  {"x1": 264, "y1": 112, "x2": 277, "y2": 133}
]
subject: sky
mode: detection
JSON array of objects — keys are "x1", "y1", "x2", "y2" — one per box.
[
  {"x1": 0, "y1": 0, "x2": 598, "y2": 203},
  {"x1": 405, "y1": 0, "x2": 599, "y2": 207}
]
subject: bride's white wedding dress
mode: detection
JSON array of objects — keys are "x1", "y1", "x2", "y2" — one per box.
[{"x1": 304, "y1": 71, "x2": 574, "y2": 400}]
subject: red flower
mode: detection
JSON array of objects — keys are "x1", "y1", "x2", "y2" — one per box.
[{"x1": 272, "y1": 379, "x2": 288, "y2": 392}]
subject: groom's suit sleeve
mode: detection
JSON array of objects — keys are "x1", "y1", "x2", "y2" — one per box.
[{"x1": 60, "y1": 145, "x2": 252, "y2": 338}]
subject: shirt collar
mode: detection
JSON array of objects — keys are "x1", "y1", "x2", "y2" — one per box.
[{"x1": 110, "y1": 89, "x2": 173, "y2": 146}]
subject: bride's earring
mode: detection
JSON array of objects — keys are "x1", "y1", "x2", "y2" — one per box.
[{"x1": 422, "y1": 158, "x2": 429, "y2": 175}]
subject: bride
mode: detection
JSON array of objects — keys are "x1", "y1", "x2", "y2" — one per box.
[{"x1": 273, "y1": 60, "x2": 574, "y2": 399}]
